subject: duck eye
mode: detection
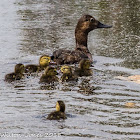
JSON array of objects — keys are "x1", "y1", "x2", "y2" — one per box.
[{"x1": 90, "y1": 18, "x2": 94, "y2": 22}]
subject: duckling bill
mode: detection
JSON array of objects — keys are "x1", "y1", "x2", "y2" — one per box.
[
  {"x1": 51, "y1": 15, "x2": 112, "y2": 65},
  {"x1": 47, "y1": 100, "x2": 67, "y2": 120},
  {"x1": 5, "y1": 63, "x2": 25, "y2": 82}
]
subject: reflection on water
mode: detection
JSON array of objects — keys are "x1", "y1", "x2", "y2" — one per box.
[{"x1": 0, "y1": 0, "x2": 140, "y2": 139}]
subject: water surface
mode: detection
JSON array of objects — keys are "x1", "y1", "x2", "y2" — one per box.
[{"x1": 0, "y1": 0, "x2": 140, "y2": 139}]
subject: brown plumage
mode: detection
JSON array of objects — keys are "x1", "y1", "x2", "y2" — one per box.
[
  {"x1": 39, "y1": 66, "x2": 58, "y2": 83},
  {"x1": 60, "y1": 65, "x2": 78, "y2": 82},
  {"x1": 5, "y1": 63, "x2": 25, "y2": 82},
  {"x1": 74, "y1": 59, "x2": 93, "y2": 77},
  {"x1": 47, "y1": 100, "x2": 67, "y2": 120},
  {"x1": 51, "y1": 15, "x2": 112, "y2": 65},
  {"x1": 25, "y1": 55, "x2": 51, "y2": 73}
]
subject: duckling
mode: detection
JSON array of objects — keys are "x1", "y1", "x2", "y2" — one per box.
[
  {"x1": 39, "y1": 66, "x2": 58, "y2": 83},
  {"x1": 74, "y1": 59, "x2": 93, "y2": 77},
  {"x1": 60, "y1": 65, "x2": 78, "y2": 82},
  {"x1": 5, "y1": 63, "x2": 25, "y2": 82},
  {"x1": 51, "y1": 15, "x2": 112, "y2": 65},
  {"x1": 25, "y1": 55, "x2": 51, "y2": 73},
  {"x1": 47, "y1": 100, "x2": 67, "y2": 120}
]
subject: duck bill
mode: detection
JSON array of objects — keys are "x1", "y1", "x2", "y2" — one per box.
[{"x1": 97, "y1": 21, "x2": 112, "y2": 28}]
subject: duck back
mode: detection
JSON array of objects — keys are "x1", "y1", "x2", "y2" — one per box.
[{"x1": 52, "y1": 49, "x2": 88, "y2": 65}]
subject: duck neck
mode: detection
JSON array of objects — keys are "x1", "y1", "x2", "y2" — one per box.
[
  {"x1": 75, "y1": 31, "x2": 89, "y2": 53},
  {"x1": 75, "y1": 30, "x2": 93, "y2": 62}
]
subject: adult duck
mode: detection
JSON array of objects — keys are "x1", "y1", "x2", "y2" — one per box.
[{"x1": 51, "y1": 15, "x2": 112, "y2": 65}]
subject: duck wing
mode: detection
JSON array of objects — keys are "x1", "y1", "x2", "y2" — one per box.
[{"x1": 52, "y1": 49, "x2": 88, "y2": 65}]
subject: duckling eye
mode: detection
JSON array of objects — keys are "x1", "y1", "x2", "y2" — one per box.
[{"x1": 90, "y1": 18, "x2": 94, "y2": 22}]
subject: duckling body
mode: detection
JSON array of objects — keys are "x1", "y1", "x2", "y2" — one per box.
[
  {"x1": 25, "y1": 55, "x2": 51, "y2": 73},
  {"x1": 74, "y1": 59, "x2": 93, "y2": 77},
  {"x1": 61, "y1": 65, "x2": 78, "y2": 82},
  {"x1": 51, "y1": 15, "x2": 112, "y2": 65},
  {"x1": 25, "y1": 64, "x2": 39, "y2": 73},
  {"x1": 39, "y1": 66, "x2": 58, "y2": 83},
  {"x1": 47, "y1": 100, "x2": 67, "y2": 120},
  {"x1": 5, "y1": 64, "x2": 25, "y2": 82},
  {"x1": 47, "y1": 111, "x2": 66, "y2": 120}
]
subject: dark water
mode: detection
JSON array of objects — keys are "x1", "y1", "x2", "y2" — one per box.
[{"x1": 0, "y1": 0, "x2": 140, "y2": 139}]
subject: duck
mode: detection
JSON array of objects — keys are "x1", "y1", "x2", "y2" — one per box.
[
  {"x1": 74, "y1": 59, "x2": 93, "y2": 77},
  {"x1": 25, "y1": 55, "x2": 51, "y2": 73},
  {"x1": 60, "y1": 65, "x2": 78, "y2": 82},
  {"x1": 39, "y1": 66, "x2": 58, "y2": 83},
  {"x1": 5, "y1": 63, "x2": 25, "y2": 82},
  {"x1": 47, "y1": 100, "x2": 67, "y2": 120},
  {"x1": 51, "y1": 14, "x2": 112, "y2": 65}
]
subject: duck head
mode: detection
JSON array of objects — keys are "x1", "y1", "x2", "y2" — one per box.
[
  {"x1": 56, "y1": 100, "x2": 65, "y2": 112},
  {"x1": 75, "y1": 15, "x2": 112, "y2": 47},
  {"x1": 44, "y1": 66, "x2": 58, "y2": 76},
  {"x1": 15, "y1": 63, "x2": 25, "y2": 74},
  {"x1": 39, "y1": 55, "x2": 51, "y2": 67},
  {"x1": 61, "y1": 65, "x2": 72, "y2": 75},
  {"x1": 75, "y1": 15, "x2": 112, "y2": 62},
  {"x1": 75, "y1": 15, "x2": 112, "y2": 34}
]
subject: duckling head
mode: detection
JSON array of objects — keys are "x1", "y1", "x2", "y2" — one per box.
[
  {"x1": 76, "y1": 15, "x2": 112, "y2": 34},
  {"x1": 15, "y1": 63, "x2": 25, "y2": 74},
  {"x1": 80, "y1": 59, "x2": 91, "y2": 70},
  {"x1": 56, "y1": 100, "x2": 65, "y2": 112},
  {"x1": 61, "y1": 65, "x2": 72, "y2": 75},
  {"x1": 39, "y1": 55, "x2": 51, "y2": 67},
  {"x1": 44, "y1": 66, "x2": 57, "y2": 76}
]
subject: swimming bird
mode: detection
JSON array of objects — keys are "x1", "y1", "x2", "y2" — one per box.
[
  {"x1": 60, "y1": 65, "x2": 78, "y2": 82},
  {"x1": 25, "y1": 55, "x2": 51, "y2": 73},
  {"x1": 39, "y1": 66, "x2": 58, "y2": 83},
  {"x1": 47, "y1": 100, "x2": 67, "y2": 120},
  {"x1": 51, "y1": 15, "x2": 112, "y2": 65},
  {"x1": 74, "y1": 59, "x2": 93, "y2": 77},
  {"x1": 5, "y1": 63, "x2": 25, "y2": 82}
]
